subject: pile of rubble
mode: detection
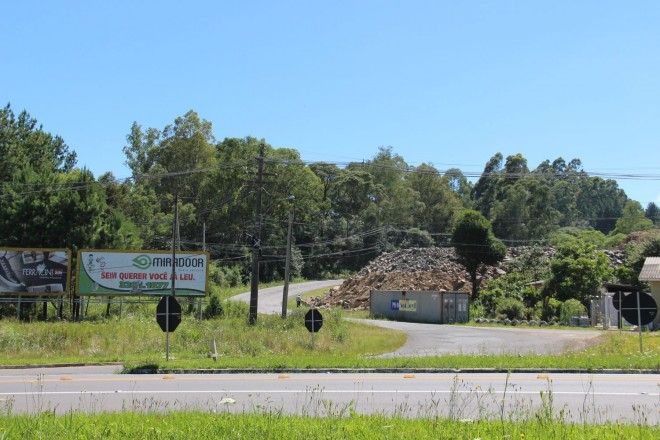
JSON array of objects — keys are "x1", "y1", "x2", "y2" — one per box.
[
  {"x1": 308, "y1": 247, "x2": 501, "y2": 310},
  {"x1": 308, "y1": 246, "x2": 626, "y2": 311}
]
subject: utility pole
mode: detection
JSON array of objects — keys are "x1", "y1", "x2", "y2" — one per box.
[
  {"x1": 200, "y1": 222, "x2": 206, "y2": 320},
  {"x1": 249, "y1": 144, "x2": 265, "y2": 325},
  {"x1": 281, "y1": 196, "x2": 294, "y2": 318},
  {"x1": 167, "y1": 193, "x2": 179, "y2": 361}
]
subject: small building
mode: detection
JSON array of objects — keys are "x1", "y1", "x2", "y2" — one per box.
[
  {"x1": 638, "y1": 257, "x2": 660, "y2": 329},
  {"x1": 370, "y1": 290, "x2": 469, "y2": 324}
]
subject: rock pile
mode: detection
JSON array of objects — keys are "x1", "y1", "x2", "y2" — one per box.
[
  {"x1": 308, "y1": 246, "x2": 626, "y2": 310},
  {"x1": 309, "y1": 247, "x2": 498, "y2": 310}
]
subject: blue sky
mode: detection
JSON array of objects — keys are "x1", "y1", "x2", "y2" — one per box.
[{"x1": 3, "y1": 1, "x2": 660, "y2": 206}]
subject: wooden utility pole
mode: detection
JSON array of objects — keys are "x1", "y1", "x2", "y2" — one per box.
[
  {"x1": 281, "y1": 197, "x2": 294, "y2": 318},
  {"x1": 249, "y1": 144, "x2": 265, "y2": 325},
  {"x1": 167, "y1": 193, "x2": 179, "y2": 361}
]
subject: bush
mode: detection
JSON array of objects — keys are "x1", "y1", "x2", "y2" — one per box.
[
  {"x1": 209, "y1": 263, "x2": 244, "y2": 288},
  {"x1": 495, "y1": 297, "x2": 525, "y2": 320},
  {"x1": 204, "y1": 294, "x2": 224, "y2": 318},
  {"x1": 469, "y1": 300, "x2": 486, "y2": 320},
  {"x1": 560, "y1": 299, "x2": 587, "y2": 324},
  {"x1": 540, "y1": 298, "x2": 562, "y2": 322}
]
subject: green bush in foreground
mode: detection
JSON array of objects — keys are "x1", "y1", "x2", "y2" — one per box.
[{"x1": 1, "y1": 412, "x2": 657, "y2": 439}]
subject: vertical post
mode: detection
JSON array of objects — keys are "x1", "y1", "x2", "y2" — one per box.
[
  {"x1": 281, "y1": 200, "x2": 294, "y2": 318},
  {"x1": 311, "y1": 315, "x2": 315, "y2": 350},
  {"x1": 636, "y1": 291, "x2": 643, "y2": 354},
  {"x1": 167, "y1": 193, "x2": 179, "y2": 362},
  {"x1": 200, "y1": 222, "x2": 206, "y2": 321},
  {"x1": 603, "y1": 293, "x2": 610, "y2": 330},
  {"x1": 249, "y1": 144, "x2": 265, "y2": 325}
]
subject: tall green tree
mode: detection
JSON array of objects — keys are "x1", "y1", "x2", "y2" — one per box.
[
  {"x1": 575, "y1": 177, "x2": 627, "y2": 233},
  {"x1": 645, "y1": 202, "x2": 660, "y2": 225},
  {"x1": 122, "y1": 111, "x2": 218, "y2": 249},
  {"x1": 407, "y1": 163, "x2": 461, "y2": 239},
  {"x1": 614, "y1": 200, "x2": 654, "y2": 234},
  {"x1": 490, "y1": 183, "x2": 529, "y2": 244},
  {"x1": 542, "y1": 241, "x2": 611, "y2": 309},
  {"x1": 451, "y1": 210, "x2": 506, "y2": 300},
  {"x1": 0, "y1": 103, "x2": 77, "y2": 183},
  {"x1": 362, "y1": 147, "x2": 420, "y2": 228},
  {"x1": 443, "y1": 168, "x2": 472, "y2": 207},
  {"x1": 471, "y1": 153, "x2": 503, "y2": 217}
]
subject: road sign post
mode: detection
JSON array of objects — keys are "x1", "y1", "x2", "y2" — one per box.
[
  {"x1": 157, "y1": 295, "x2": 181, "y2": 360},
  {"x1": 620, "y1": 292, "x2": 657, "y2": 354},
  {"x1": 304, "y1": 308, "x2": 323, "y2": 348}
]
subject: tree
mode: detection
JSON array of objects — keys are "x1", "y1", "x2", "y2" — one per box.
[
  {"x1": 645, "y1": 202, "x2": 660, "y2": 225},
  {"x1": 443, "y1": 168, "x2": 472, "y2": 206},
  {"x1": 363, "y1": 147, "x2": 421, "y2": 228},
  {"x1": 407, "y1": 163, "x2": 461, "y2": 239},
  {"x1": 542, "y1": 241, "x2": 611, "y2": 309},
  {"x1": 451, "y1": 210, "x2": 506, "y2": 300},
  {"x1": 575, "y1": 177, "x2": 627, "y2": 234},
  {"x1": 0, "y1": 103, "x2": 77, "y2": 183},
  {"x1": 471, "y1": 153, "x2": 503, "y2": 217},
  {"x1": 616, "y1": 233, "x2": 660, "y2": 287},
  {"x1": 490, "y1": 183, "x2": 529, "y2": 244},
  {"x1": 614, "y1": 200, "x2": 654, "y2": 234}
]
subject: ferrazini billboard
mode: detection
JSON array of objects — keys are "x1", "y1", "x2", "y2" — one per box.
[
  {"x1": 77, "y1": 250, "x2": 209, "y2": 297},
  {"x1": 0, "y1": 248, "x2": 71, "y2": 295}
]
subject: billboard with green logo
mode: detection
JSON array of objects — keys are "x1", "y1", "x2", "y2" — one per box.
[{"x1": 76, "y1": 250, "x2": 209, "y2": 296}]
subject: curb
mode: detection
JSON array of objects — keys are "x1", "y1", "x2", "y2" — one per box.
[{"x1": 128, "y1": 367, "x2": 660, "y2": 375}]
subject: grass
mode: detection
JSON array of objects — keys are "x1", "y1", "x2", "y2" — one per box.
[
  {"x1": 1, "y1": 411, "x2": 658, "y2": 439},
  {"x1": 1, "y1": 298, "x2": 659, "y2": 436},
  {"x1": 0, "y1": 303, "x2": 659, "y2": 371}
]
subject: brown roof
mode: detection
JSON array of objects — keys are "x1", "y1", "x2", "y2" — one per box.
[{"x1": 639, "y1": 257, "x2": 660, "y2": 281}]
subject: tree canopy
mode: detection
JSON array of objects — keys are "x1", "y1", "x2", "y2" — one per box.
[
  {"x1": 451, "y1": 210, "x2": 507, "y2": 300},
  {"x1": 1, "y1": 104, "x2": 657, "y2": 306}
]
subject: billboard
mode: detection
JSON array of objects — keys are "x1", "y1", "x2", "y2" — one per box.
[
  {"x1": 0, "y1": 248, "x2": 71, "y2": 295},
  {"x1": 77, "y1": 250, "x2": 209, "y2": 297}
]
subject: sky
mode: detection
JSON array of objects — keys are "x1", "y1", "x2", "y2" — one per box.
[{"x1": 3, "y1": 1, "x2": 660, "y2": 207}]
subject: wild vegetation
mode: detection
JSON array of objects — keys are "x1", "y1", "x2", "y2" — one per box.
[
  {"x1": 0, "y1": 301, "x2": 658, "y2": 371},
  {"x1": 2, "y1": 104, "x2": 660, "y2": 323},
  {"x1": 1, "y1": 411, "x2": 658, "y2": 439}
]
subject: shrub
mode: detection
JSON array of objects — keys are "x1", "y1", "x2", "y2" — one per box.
[
  {"x1": 469, "y1": 300, "x2": 486, "y2": 320},
  {"x1": 540, "y1": 298, "x2": 562, "y2": 322},
  {"x1": 559, "y1": 299, "x2": 587, "y2": 324},
  {"x1": 495, "y1": 297, "x2": 525, "y2": 320}
]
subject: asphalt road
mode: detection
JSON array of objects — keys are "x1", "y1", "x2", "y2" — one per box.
[
  {"x1": 0, "y1": 282, "x2": 656, "y2": 423},
  {"x1": 233, "y1": 280, "x2": 603, "y2": 356},
  {"x1": 231, "y1": 279, "x2": 344, "y2": 314},
  {"x1": 1, "y1": 367, "x2": 658, "y2": 424}
]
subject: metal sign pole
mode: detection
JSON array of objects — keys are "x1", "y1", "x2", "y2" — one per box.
[
  {"x1": 166, "y1": 296, "x2": 170, "y2": 361},
  {"x1": 636, "y1": 291, "x2": 643, "y2": 354}
]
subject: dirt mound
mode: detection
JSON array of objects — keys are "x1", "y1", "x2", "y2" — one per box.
[
  {"x1": 308, "y1": 246, "x2": 626, "y2": 311},
  {"x1": 309, "y1": 247, "x2": 506, "y2": 310}
]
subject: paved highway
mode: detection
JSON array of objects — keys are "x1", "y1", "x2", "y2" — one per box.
[
  {"x1": 1, "y1": 366, "x2": 658, "y2": 424},
  {"x1": 1, "y1": 281, "x2": 655, "y2": 425}
]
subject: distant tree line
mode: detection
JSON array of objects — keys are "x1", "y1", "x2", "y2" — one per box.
[{"x1": 2, "y1": 104, "x2": 659, "y2": 296}]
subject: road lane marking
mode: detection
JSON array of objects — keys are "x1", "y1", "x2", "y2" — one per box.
[{"x1": 1, "y1": 389, "x2": 658, "y2": 397}]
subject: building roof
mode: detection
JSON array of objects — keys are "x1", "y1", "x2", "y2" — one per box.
[
  {"x1": 639, "y1": 257, "x2": 660, "y2": 281},
  {"x1": 602, "y1": 282, "x2": 643, "y2": 293}
]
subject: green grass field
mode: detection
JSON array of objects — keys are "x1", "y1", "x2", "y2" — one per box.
[{"x1": 1, "y1": 411, "x2": 658, "y2": 439}]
